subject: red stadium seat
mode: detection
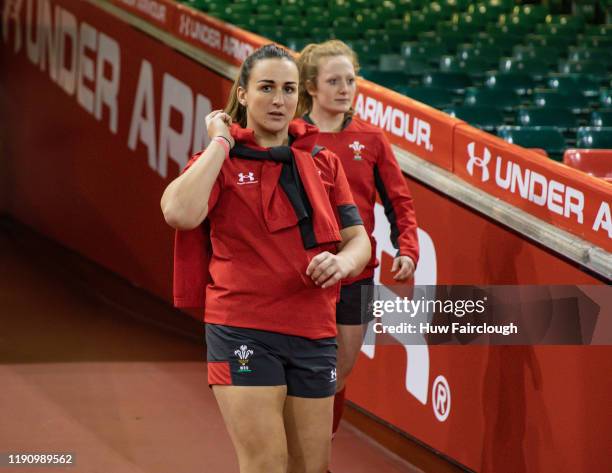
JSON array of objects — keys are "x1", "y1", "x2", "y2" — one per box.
[{"x1": 563, "y1": 149, "x2": 612, "y2": 183}]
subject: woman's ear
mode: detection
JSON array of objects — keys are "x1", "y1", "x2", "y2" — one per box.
[
  {"x1": 305, "y1": 79, "x2": 317, "y2": 98},
  {"x1": 237, "y1": 86, "x2": 247, "y2": 107}
]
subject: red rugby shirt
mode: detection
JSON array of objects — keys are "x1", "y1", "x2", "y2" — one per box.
[
  {"x1": 303, "y1": 115, "x2": 420, "y2": 284},
  {"x1": 174, "y1": 120, "x2": 361, "y2": 339}
]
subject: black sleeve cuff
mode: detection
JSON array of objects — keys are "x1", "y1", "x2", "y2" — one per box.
[{"x1": 338, "y1": 204, "x2": 363, "y2": 228}]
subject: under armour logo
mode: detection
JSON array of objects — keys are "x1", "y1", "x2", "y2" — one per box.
[
  {"x1": 237, "y1": 172, "x2": 257, "y2": 185},
  {"x1": 466, "y1": 142, "x2": 491, "y2": 182},
  {"x1": 330, "y1": 368, "x2": 337, "y2": 383}
]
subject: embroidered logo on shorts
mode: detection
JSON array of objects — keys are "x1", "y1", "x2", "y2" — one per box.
[
  {"x1": 234, "y1": 345, "x2": 254, "y2": 372},
  {"x1": 330, "y1": 368, "x2": 337, "y2": 383},
  {"x1": 348, "y1": 141, "x2": 365, "y2": 161}
]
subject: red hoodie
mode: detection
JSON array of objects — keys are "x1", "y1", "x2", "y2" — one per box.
[
  {"x1": 302, "y1": 115, "x2": 419, "y2": 284},
  {"x1": 173, "y1": 120, "x2": 361, "y2": 339}
]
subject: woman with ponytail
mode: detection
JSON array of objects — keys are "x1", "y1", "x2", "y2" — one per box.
[
  {"x1": 297, "y1": 40, "x2": 420, "y2": 439},
  {"x1": 161, "y1": 44, "x2": 370, "y2": 473}
]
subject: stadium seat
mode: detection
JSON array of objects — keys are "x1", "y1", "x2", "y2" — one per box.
[
  {"x1": 372, "y1": 5, "x2": 399, "y2": 22},
  {"x1": 534, "y1": 91, "x2": 590, "y2": 113},
  {"x1": 440, "y1": 0, "x2": 471, "y2": 10},
  {"x1": 355, "y1": 11, "x2": 385, "y2": 30},
  {"x1": 256, "y1": 5, "x2": 280, "y2": 15},
  {"x1": 464, "y1": 88, "x2": 522, "y2": 110},
  {"x1": 581, "y1": 35, "x2": 612, "y2": 48},
  {"x1": 498, "y1": 126, "x2": 567, "y2": 161},
  {"x1": 499, "y1": 58, "x2": 550, "y2": 78},
  {"x1": 485, "y1": 73, "x2": 536, "y2": 95},
  {"x1": 306, "y1": 27, "x2": 331, "y2": 43},
  {"x1": 457, "y1": 9, "x2": 493, "y2": 27},
  {"x1": 422, "y1": 2, "x2": 453, "y2": 22},
  {"x1": 225, "y1": 3, "x2": 253, "y2": 16},
  {"x1": 584, "y1": 24, "x2": 612, "y2": 36},
  {"x1": 545, "y1": 14, "x2": 585, "y2": 29},
  {"x1": 467, "y1": 2, "x2": 506, "y2": 21},
  {"x1": 487, "y1": 0, "x2": 515, "y2": 10},
  {"x1": 457, "y1": 44, "x2": 504, "y2": 63},
  {"x1": 601, "y1": 90, "x2": 612, "y2": 108},
  {"x1": 559, "y1": 61, "x2": 610, "y2": 78},
  {"x1": 535, "y1": 23, "x2": 581, "y2": 36},
  {"x1": 512, "y1": 45, "x2": 559, "y2": 65},
  {"x1": 418, "y1": 31, "x2": 473, "y2": 48},
  {"x1": 395, "y1": 0, "x2": 424, "y2": 13},
  {"x1": 361, "y1": 71, "x2": 410, "y2": 88},
  {"x1": 473, "y1": 32, "x2": 522, "y2": 54},
  {"x1": 516, "y1": 107, "x2": 579, "y2": 131},
  {"x1": 573, "y1": 0, "x2": 597, "y2": 21},
  {"x1": 422, "y1": 72, "x2": 473, "y2": 93},
  {"x1": 563, "y1": 149, "x2": 612, "y2": 182},
  {"x1": 394, "y1": 86, "x2": 456, "y2": 109},
  {"x1": 385, "y1": 20, "x2": 415, "y2": 42},
  {"x1": 404, "y1": 59, "x2": 436, "y2": 76},
  {"x1": 591, "y1": 110, "x2": 612, "y2": 127},
  {"x1": 309, "y1": 5, "x2": 332, "y2": 21},
  {"x1": 403, "y1": 12, "x2": 437, "y2": 35},
  {"x1": 401, "y1": 42, "x2": 450, "y2": 65},
  {"x1": 249, "y1": 14, "x2": 278, "y2": 27},
  {"x1": 576, "y1": 127, "x2": 612, "y2": 149},
  {"x1": 547, "y1": 75, "x2": 601, "y2": 98},
  {"x1": 567, "y1": 47, "x2": 612, "y2": 63},
  {"x1": 439, "y1": 56, "x2": 495, "y2": 77},
  {"x1": 445, "y1": 105, "x2": 505, "y2": 132},
  {"x1": 328, "y1": 1, "x2": 352, "y2": 16},
  {"x1": 511, "y1": 4, "x2": 548, "y2": 22},
  {"x1": 526, "y1": 34, "x2": 574, "y2": 50},
  {"x1": 285, "y1": 38, "x2": 309, "y2": 52},
  {"x1": 489, "y1": 20, "x2": 533, "y2": 36},
  {"x1": 333, "y1": 17, "x2": 355, "y2": 29}
]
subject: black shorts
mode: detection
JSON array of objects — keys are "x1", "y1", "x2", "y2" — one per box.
[
  {"x1": 206, "y1": 324, "x2": 337, "y2": 398},
  {"x1": 336, "y1": 277, "x2": 375, "y2": 325}
]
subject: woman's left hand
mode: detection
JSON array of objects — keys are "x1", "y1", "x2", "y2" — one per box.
[
  {"x1": 391, "y1": 256, "x2": 415, "y2": 281},
  {"x1": 306, "y1": 251, "x2": 353, "y2": 288}
]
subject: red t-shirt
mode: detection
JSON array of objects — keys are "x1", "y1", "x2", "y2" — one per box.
[
  {"x1": 302, "y1": 116, "x2": 419, "y2": 284},
  {"x1": 200, "y1": 121, "x2": 359, "y2": 339}
]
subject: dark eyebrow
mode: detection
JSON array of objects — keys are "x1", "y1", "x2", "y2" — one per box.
[{"x1": 257, "y1": 80, "x2": 297, "y2": 85}]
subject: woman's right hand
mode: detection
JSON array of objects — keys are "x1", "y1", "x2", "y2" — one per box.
[{"x1": 206, "y1": 110, "x2": 235, "y2": 147}]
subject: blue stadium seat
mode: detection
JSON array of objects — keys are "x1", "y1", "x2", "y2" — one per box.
[
  {"x1": 445, "y1": 105, "x2": 505, "y2": 132},
  {"x1": 498, "y1": 126, "x2": 567, "y2": 160},
  {"x1": 464, "y1": 87, "x2": 522, "y2": 110},
  {"x1": 516, "y1": 107, "x2": 579, "y2": 131},
  {"x1": 485, "y1": 73, "x2": 536, "y2": 95},
  {"x1": 394, "y1": 86, "x2": 456, "y2": 109},
  {"x1": 422, "y1": 72, "x2": 473, "y2": 93},
  {"x1": 576, "y1": 127, "x2": 612, "y2": 148},
  {"x1": 591, "y1": 110, "x2": 612, "y2": 127},
  {"x1": 534, "y1": 91, "x2": 590, "y2": 113}
]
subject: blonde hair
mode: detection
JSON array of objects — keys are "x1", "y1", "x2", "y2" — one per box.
[
  {"x1": 224, "y1": 43, "x2": 297, "y2": 128},
  {"x1": 296, "y1": 40, "x2": 360, "y2": 117}
]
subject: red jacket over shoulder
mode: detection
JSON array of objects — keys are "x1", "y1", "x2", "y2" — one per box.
[{"x1": 173, "y1": 120, "x2": 361, "y2": 339}]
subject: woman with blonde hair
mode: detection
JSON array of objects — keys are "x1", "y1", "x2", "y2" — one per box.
[
  {"x1": 297, "y1": 40, "x2": 420, "y2": 438},
  {"x1": 161, "y1": 43, "x2": 370, "y2": 473}
]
